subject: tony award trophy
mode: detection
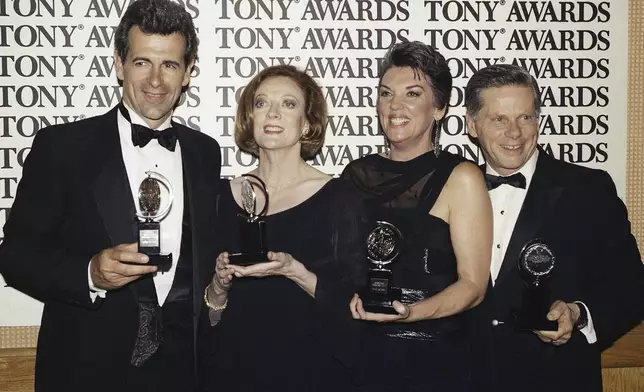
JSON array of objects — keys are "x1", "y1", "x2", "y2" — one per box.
[
  {"x1": 135, "y1": 171, "x2": 174, "y2": 272},
  {"x1": 513, "y1": 239, "x2": 558, "y2": 331},
  {"x1": 362, "y1": 221, "x2": 403, "y2": 314},
  {"x1": 229, "y1": 174, "x2": 269, "y2": 266}
]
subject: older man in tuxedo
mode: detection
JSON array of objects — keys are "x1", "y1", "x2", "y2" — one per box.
[
  {"x1": 466, "y1": 64, "x2": 644, "y2": 392},
  {"x1": 0, "y1": 1, "x2": 220, "y2": 391}
]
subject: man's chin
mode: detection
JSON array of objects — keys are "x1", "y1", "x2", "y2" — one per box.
[
  {"x1": 499, "y1": 161, "x2": 527, "y2": 174},
  {"x1": 141, "y1": 109, "x2": 171, "y2": 121}
]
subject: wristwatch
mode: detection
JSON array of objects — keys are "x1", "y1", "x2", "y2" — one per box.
[{"x1": 574, "y1": 302, "x2": 588, "y2": 330}]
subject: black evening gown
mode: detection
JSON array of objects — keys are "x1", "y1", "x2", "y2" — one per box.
[
  {"x1": 198, "y1": 178, "x2": 367, "y2": 392},
  {"x1": 341, "y1": 151, "x2": 472, "y2": 392}
]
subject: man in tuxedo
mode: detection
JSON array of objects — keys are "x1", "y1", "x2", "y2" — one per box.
[
  {"x1": 465, "y1": 64, "x2": 644, "y2": 392},
  {"x1": 0, "y1": 1, "x2": 220, "y2": 391}
]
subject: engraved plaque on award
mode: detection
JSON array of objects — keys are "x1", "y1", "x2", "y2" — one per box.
[
  {"x1": 229, "y1": 174, "x2": 270, "y2": 266},
  {"x1": 361, "y1": 221, "x2": 403, "y2": 314},
  {"x1": 131, "y1": 171, "x2": 174, "y2": 272},
  {"x1": 513, "y1": 239, "x2": 558, "y2": 331}
]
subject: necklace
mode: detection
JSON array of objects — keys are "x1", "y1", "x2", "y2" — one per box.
[{"x1": 262, "y1": 174, "x2": 301, "y2": 193}]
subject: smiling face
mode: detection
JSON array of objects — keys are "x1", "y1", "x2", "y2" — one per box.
[
  {"x1": 467, "y1": 85, "x2": 539, "y2": 175},
  {"x1": 378, "y1": 66, "x2": 445, "y2": 151},
  {"x1": 251, "y1": 76, "x2": 309, "y2": 153},
  {"x1": 114, "y1": 26, "x2": 193, "y2": 129}
]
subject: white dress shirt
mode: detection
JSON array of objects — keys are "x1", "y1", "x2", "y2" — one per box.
[
  {"x1": 487, "y1": 150, "x2": 596, "y2": 343},
  {"x1": 89, "y1": 103, "x2": 184, "y2": 306}
]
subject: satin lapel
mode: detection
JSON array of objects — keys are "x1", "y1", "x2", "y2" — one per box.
[
  {"x1": 495, "y1": 153, "x2": 563, "y2": 285},
  {"x1": 91, "y1": 108, "x2": 137, "y2": 246},
  {"x1": 176, "y1": 128, "x2": 206, "y2": 317}
]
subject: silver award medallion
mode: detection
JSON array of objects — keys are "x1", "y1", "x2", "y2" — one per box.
[
  {"x1": 367, "y1": 221, "x2": 403, "y2": 268},
  {"x1": 519, "y1": 239, "x2": 555, "y2": 286},
  {"x1": 240, "y1": 176, "x2": 259, "y2": 222},
  {"x1": 136, "y1": 171, "x2": 173, "y2": 223}
]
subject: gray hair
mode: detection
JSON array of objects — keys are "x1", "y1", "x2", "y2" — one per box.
[{"x1": 465, "y1": 64, "x2": 541, "y2": 118}]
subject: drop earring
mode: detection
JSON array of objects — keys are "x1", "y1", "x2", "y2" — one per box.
[{"x1": 433, "y1": 120, "x2": 442, "y2": 157}]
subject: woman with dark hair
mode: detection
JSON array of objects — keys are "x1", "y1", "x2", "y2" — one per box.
[
  {"x1": 198, "y1": 65, "x2": 366, "y2": 391},
  {"x1": 341, "y1": 41, "x2": 493, "y2": 391}
]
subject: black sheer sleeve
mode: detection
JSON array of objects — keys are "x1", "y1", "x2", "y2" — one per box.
[
  {"x1": 311, "y1": 179, "x2": 368, "y2": 368},
  {"x1": 314, "y1": 179, "x2": 368, "y2": 306}
]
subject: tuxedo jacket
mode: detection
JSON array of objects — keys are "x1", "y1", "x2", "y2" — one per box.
[
  {"x1": 0, "y1": 107, "x2": 222, "y2": 391},
  {"x1": 469, "y1": 149, "x2": 644, "y2": 392}
]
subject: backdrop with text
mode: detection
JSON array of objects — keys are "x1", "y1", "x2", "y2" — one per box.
[{"x1": 0, "y1": 0, "x2": 628, "y2": 325}]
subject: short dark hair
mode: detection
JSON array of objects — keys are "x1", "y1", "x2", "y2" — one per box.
[
  {"x1": 379, "y1": 41, "x2": 452, "y2": 113},
  {"x1": 236, "y1": 65, "x2": 327, "y2": 160},
  {"x1": 465, "y1": 64, "x2": 541, "y2": 118},
  {"x1": 115, "y1": 0, "x2": 198, "y2": 67}
]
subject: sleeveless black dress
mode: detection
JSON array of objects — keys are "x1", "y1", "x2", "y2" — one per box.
[
  {"x1": 341, "y1": 151, "x2": 472, "y2": 392},
  {"x1": 197, "y1": 178, "x2": 367, "y2": 392}
]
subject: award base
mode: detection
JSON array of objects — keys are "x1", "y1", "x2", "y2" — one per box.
[
  {"x1": 513, "y1": 287, "x2": 558, "y2": 331},
  {"x1": 125, "y1": 221, "x2": 173, "y2": 272},
  {"x1": 229, "y1": 220, "x2": 268, "y2": 266},
  {"x1": 147, "y1": 254, "x2": 173, "y2": 272},
  {"x1": 362, "y1": 287, "x2": 402, "y2": 315},
  {"x1": 121, "y1": 253, "x2": 172, "y2": 273},
  {"x1": 361, "y1": 268, "x2": 402, "y2": 315},
  {"x1": 138, "y1": 221, "x2": 161, "y2": 254},
  {"x1": 229, "y1": 252, "x2": 269, "y2": 266}
]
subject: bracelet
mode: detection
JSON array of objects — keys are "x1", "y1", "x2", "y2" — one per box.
[{"x1": 204, "y1": 284, "x2": 228, "y2": 311}]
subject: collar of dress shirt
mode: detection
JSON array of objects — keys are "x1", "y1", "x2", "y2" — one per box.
[
  {"x1": 122, "y1": 101, "x2": 173, "y2": 131},
  {"x1": 485, "y1": 149, "x2": 539, "y2": 190}
]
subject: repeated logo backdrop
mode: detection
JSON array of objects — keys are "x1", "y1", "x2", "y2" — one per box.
[{"x1": 0, "y1": 0, "x2": 628, "y2": 325}]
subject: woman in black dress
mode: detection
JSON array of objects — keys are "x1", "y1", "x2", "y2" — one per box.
[
  {"x1": 342, "y1": 41, "x2": 493, "y2": 391},
  {"x1": 198, "y1": 65, "x2": 366, "y2": 391}
]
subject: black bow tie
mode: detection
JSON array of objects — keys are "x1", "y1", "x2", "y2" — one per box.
[
  {"x1": 118, "y1": 102, "x2": 177, "y2": 152},
  {"x1": 485, "y1": 172, "x2": 527, "y2": 190},
  {"x1": 131, "y1": 124, "x2": 177, "y2": 151}
]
